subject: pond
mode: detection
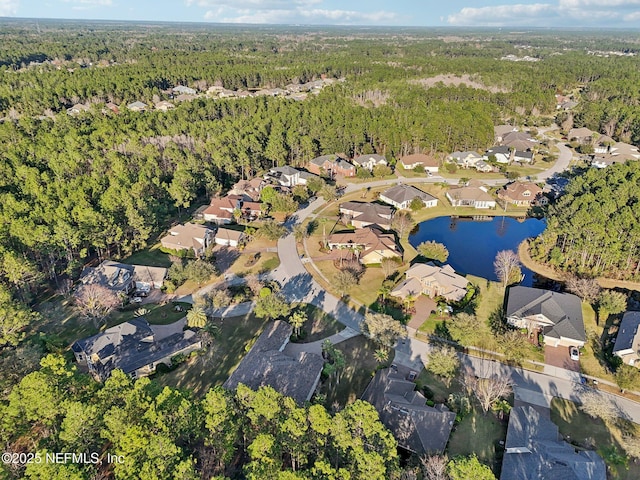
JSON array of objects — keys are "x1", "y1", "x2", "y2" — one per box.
[{"x1": 409, "y1": 216, "x2": 546, "y2": 287}]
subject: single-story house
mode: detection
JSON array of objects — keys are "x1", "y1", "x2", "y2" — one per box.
[
  {"x1": 131, "y1": 265, "x2": 168, "y2": 292},
  {"x1": 127, "y1": 101, "x2": 147, "y2": 112},
  {"x1": 361, "y1": 367, "x2": 455, "y2": 454},
  {"x1": 449, "y1": 151, "x2": 483, "y2": 168},
  {"x1": 613, "y1": 311, "x2": 640, "y2": 366},
  {"x1": 391, "y1": 262, "x2": 469, "y2": 302},
  {"x1": 172, "y1": 85, "x2": 197, "y2": 95},
  {"x1": 494, "y1": 125, "x2": 518, "y2": 143},
  {"x1": 79, "y1": 260, "x2": 136, "y2": 295},
  {"x1": 446, "y1": 185, "x2": 496, "y2": 209},
  {"x1": 475, "y1": 160, "x2": 495, "y2": 173},
  {"x1": 399, "y1": 153, "x2": 439, "y2": 173},
  {"x1": 379, "y1": 184, "x2": 438, "y2": 210},
  {"x1": 505, "y1": 286, "x2": 586, "y2": 347},
  {"x1": 71, "y1": 317, "x2": 202, "y2": 381},
  {"x1": 327, "y1": 226, "x2": 402, "y2": 265},
  {"x1": 501, "y1": 131, "x2": 537, "y2": 151},
  {"x1": 160, "y1": 223, "x2": 214, "y2": 257},
  {"x1": 567, "y1": 127, "x2": 594, "y2": 144},
  {"x1": 594, "y1": 135, "x2": 614, "y2": 154},
  {"x1": 340, "y1": 201, "x2": 394, "y2": 230},
  {"x1": 501, "y1": 405, "x2": 606, "y2": 480},
  {"x1": 308, "y1": 154, "x2": 355, "y2": 177},
  {"x1": 485, "y1": 145, "x2": 512, "y2": 164},
  {"x1": 352, "y1": 154, "x2": 388, "y2": 171},
  {"x1": 513, "y1": 150, "x2": 534, "y2": 163},
  {"x1": 67, "y1": 103, "x2": 90, "y2": 116},
  {"x1": 498, "y1": 182, "x2": 547, "y2": 207},
  {"x1": 223, "y1": 320, "x2": 324, "y2": 404},
  {"x1": 214, "y1": 227, "x2": 246, "y2": 248},
  {"x1": 104, "y1": 102, "x2": 120, "y2": 114},
  {"x1": 155, "y1": 100, "x2": 175, "y2": 111}
]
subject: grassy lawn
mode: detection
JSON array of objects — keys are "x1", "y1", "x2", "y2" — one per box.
[
  {"x1": 159, "y1": 313, "x2": 266, "y2": 396},
  {"x1": 551, "y1": 398, "x2": 640, "y2": 480},
  {"x1": 122, "y1": 243, "x2": 172, "y2": 268},
  {"x1": 318, "y1": 336, "x2": 392, "y2": 409},
  {"x1": 228, "y1": 251, "x2": 280, "y2": 277},
  {"x1": 36, "y1": 297, "x2": 97, "y2": 350},
  {"x1": 448, "y1": 406, "x2": 507, "y2": 473},
  {"x1": 106, "y1": 301, "x2": 192, "y2": 328},
  {"x1": 291, "y1": 303, "x2": 344, "y2": 343}
]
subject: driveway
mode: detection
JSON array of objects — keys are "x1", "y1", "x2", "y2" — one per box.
[{"x1": 545, "y1": 344, "x2": 580, "y2": 372}]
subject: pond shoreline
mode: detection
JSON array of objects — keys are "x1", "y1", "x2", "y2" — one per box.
[{"x1": 518, "y1": 240, "x2": 640, "y2": 292}]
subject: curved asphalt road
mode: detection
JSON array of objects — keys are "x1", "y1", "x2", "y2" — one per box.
[{"x1": 265, "y1": 137, "x2": 640, "y2": 423}]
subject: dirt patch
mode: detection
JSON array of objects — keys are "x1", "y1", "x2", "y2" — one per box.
[{"x1": 410, "y1": 74, "x2": 509, "y2": 93}]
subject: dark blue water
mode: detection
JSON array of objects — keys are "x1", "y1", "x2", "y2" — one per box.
[{"x1": 409, "y1": 216, "x2": 546, "y2": 286}]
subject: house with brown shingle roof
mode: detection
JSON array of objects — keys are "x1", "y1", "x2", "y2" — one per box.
[
  {"x1": 160, "y1": 223, "x2": 214, "y2": 256},
  {"x1": 308, "y1": 154, "x2": 355, "y2": 178},
  {"x1": 446, "y1": 185, "x2": 496, "y2": 209},
  {"x1": 327, "y1": 226, "x2": 402, "y2": 265},
  {"x1": 498, "y1": 182, "x2": 547, "y2": 207},
  {"x1": 501, "y1": 131, "x2": 537, "y2": 151},
  {"x1": 339, "y1": 201, "x2": 394, "y2": 230},
  {"x1": 202, "y1": 197, "x2": 239, "y2": 224},
  {"x1": 391, "y1": 262, "x2": 469, "y2": 302},
  {"x1": 400, "y1": 154, "x2": 439, "y2": 173}
]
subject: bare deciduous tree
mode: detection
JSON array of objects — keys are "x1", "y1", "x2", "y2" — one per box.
[
  {"x1": 493, "y1": 250, "x2": 521, "y2": 287},
  {"x1": 245, "y1": 274, "x2": 263, "y2": 296},
  {"x1": 420, "y1": 454, "x2": 449, "y2": 480},
  {"x1": 391, "y1": 211, "x2": 415, "y2": 239},
  {"x1": 381, "y1": 257, "x2": 400, "y2": 278},
  {"x1": 566, "y1": 275, "x2": 601, "y2": 303},
  {"x1": 74, "y1": 284, "x2": 120, "y2": 326},
  {"x1": 463, "y1": 368, "x2": 513, "y2": 413}
]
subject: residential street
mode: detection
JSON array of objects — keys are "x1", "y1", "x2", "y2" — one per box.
[{"x1": 264, "y1": 146, "x2": 640, "y2": 425}]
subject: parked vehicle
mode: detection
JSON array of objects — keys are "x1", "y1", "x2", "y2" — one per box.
[{"x1": 570, "y1": 346, "x2": 579, "y2": 361}]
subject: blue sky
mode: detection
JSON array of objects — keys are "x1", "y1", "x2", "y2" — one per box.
[{"x1": 3, "y1": 0, "x2": 640, "y2": 27}]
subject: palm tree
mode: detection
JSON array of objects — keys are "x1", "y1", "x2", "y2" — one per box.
[
  {"x1": 186, "y1": 305, "x2": 207, "y2": 328},
  {"x1": 289, "y1": 310, "x2": 307, "y2": 337},
  {"x1": 134, "y1": 307, "x2": 150, "y2": 317},
  {"x1": 374, "y1": 348, "x2": 389, "y2": 364},
  {"x1": 293, "y1": 224, "x2": 307, "y2": 243}
]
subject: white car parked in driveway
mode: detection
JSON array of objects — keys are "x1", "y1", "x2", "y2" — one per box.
[{"x1": 570, "y1": 346, "x2": 579, "y2": 361}]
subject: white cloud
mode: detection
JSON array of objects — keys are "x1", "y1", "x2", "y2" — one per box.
[
  {"x1": 62, "y1": 0, "x2": 113, "y2": 6},
  {"x1": 447, "y1": 0, "x2": 640, "y2": 26},
  {"x1": 0, "y1": 0, "x2": 19, "y2": 16},
  {"x1": 447, "y1": 3, "x2": 556, "y2": 26},
  {"x1": 199, "y1": 1, "x2": 399, "y2": 25}
]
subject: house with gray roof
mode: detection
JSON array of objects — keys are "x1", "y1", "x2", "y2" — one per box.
[
  {"x1": 449, "y1": 151, "x2": 483, "y2": 168},
  {"x1": 352, "y1": 154, "x2": 388, "y2": 171},
  {"x1": 223, "y1": 321, "x2": 324, "y2": 404},
  {"x1": 172, "y1": 85, "x2": 197, "y2": 95},
  {"x1": 501, "y1": 405, "x2": 606, "y2": 480},
  {"x1": 506, "y1": 286, "x2": 586, "y2": 347},
  {"x1": 127, "y1": 101, "x2": 147, "y2": 112},
  {"x1": 80, "y1": 260, "x2": 136, "y2": 295},
  {"x1": 613, "y1": 311, "x2": 640, "y2": 366},
  {"x1": 264, "y1": 166, "x2": 319, "y2": 187},
  {"x1": 379, "y1": 184, "x2": 438, "y2": 210},
  {"x1": 501, "y1": 131, "x2": 537, "y2": 151},
  {"x1": 71, "y1": 318, "x2": 202, "y2": 381},
  {"x1": 485, "y1": 145, "x2": 512, "y2": 164},
  {"x1": 361, "y1": 367, "x2": 455, "y2": 454},
  {"x1": 339, "y1": 201, "x2": 394, "y2": 230}
]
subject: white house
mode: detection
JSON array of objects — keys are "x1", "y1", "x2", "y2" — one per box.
[
  {"x1": 352, "y1": 154, "x2": 388, "y2": 171},
  {"x1": 379, "y1": 184, "x2": 438, "y2": 209},
  {"x1": 214, "y1": 227, "x2": 246, "y2": 248}
]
